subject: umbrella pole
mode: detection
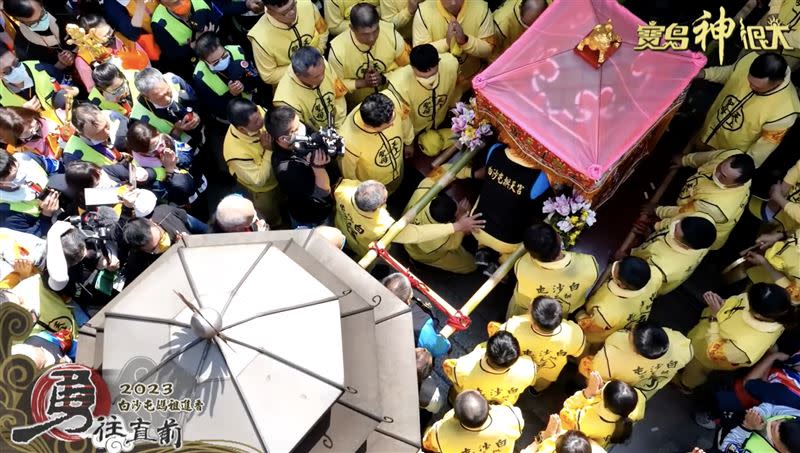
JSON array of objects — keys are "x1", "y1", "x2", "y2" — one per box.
[
  {"x1": 357, "y1": 147, "x2": 479, "y2": 269},
  {"x1": 439, "y1": 244, "x2": 527, "y2": 338}
]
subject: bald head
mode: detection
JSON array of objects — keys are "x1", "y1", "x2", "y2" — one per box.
[
  {"x1": 354, "y1": 180, "x2": 387, "y2": 212},
  {"x1": 454, "y1": 390, "x2": 489, "y2": 428},
  {"x1": 214, "y1": 195, "x2": 258, "y2": 232},
  {"x1": 382, "y1": 273, "x2": 412, "y2": 304},
  {"x1": 313, "y1": 226, "x2": 346, "y2": 250}
]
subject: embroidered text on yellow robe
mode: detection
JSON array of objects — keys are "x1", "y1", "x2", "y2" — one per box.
[
  {"x1": 559, "y1": 387, "x2": 646, "y2": 448},
  {"x1": 590, "y1": 328, "x2": 692, "y2": 400},
  {"x1": 655, "y1": 149, "x2": 751, "y2": 250},
  {"x1": 423, "y1": 403, "x2": 524, "y2": 453},
  {"x1": 700, "y1": 51, "x2": 800, "y2": 168},
  {"x1": 509, "y1": 251, "x2": 599, "y2": 318},
  {"x1": 247, "y1": 1, "x2": 329, "y2": 85},
  {"x1": 340, "y1": 89, "x2": 414, "y2": 193},
  {"x1": 443, "y1": 343, "x2": 537, "y2": 404},
  {"x1": 329, "y1": 21, "x2": 409, "y2": 106},
  {"x1": 489, "y1": 315, "x2": 585, "y2": 386},
  {"x1": 273, "y1": 60, "x2": 348, "y2": 131},
  {"x1": 334, "y1": 178, "x2": 455, "y2": 257}
]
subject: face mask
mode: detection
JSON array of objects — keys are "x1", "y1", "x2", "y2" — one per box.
[
  {"x1": 170, "y1": 0, "x2": 191, "y2": 16},
  {"x1": 85, "y1": 137, "x2": 108, "y2": 146},
  {"x1": 3, "y1": 63, "x2": 29, "y2": 85},
  {"x1": 210, "y1": 54, "x2": 231, "y2": 73},
  {"x1": 153, "y1": 230, "x2": 172, "y2": 254},
  {"x1": 416, "y1": 73, "x2": 439, "y2": 90},
  {"x1": 294, "y1": 122, "x2": 307, "y2": 138},
  {"x1": 28, "y1": 12, "x2": 52, "y2": 32}
]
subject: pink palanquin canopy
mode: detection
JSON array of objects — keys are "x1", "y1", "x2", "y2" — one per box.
[{"x1": 474, "y1": 0, "x2": 707, "y2": 206}]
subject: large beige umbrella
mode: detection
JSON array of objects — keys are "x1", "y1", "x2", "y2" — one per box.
[{"x1": 82, "y1": 230, "x2": 421, "y2": 453}]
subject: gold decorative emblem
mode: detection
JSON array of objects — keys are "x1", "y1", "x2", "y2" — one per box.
[{"x1": 576, "y1": 19, "x2": 622, "y2": 65}]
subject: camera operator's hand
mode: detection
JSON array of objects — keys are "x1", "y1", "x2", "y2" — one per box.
[
  {"x1": 308, "y1": 149, "x2": 331, "y2": 168},
  {"x1": 161, "y1": 149, "x2": 178, "y2": 173},
  {"x1": 228, "y1": 80, "x2": 244, "y2": 96},
  {"x1": 39, "y1": 191, "x2": 60, "y2": 217},
  {"x1": 453, "y1": 212, "x2": 485, "y2": 233}
]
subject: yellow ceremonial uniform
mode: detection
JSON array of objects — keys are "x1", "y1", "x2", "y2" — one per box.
[
  {"x1": 403, "y1": 165, "x2": 476, "y2": 274},
  {"x1": 576, "y1": 266, "x2": 662, "y2": 345},
  {"x1": 747, "y1": 230, "x2": 800, "y2": 303},
  {"x1": 700, "y1": 52, "x2": 800, "y2": 168},
  {"x1": 751, "y1": 158, "x2": 800, "y2": 233},
  {"x1": 340, "y1": 90, "x2": 414, "y2": 193},
  {"x1": 523, "y1": 433, "x2": 607, "y2": 453},
  {"x1": 768, "y1": 0, "x2": 800, "y2": 68},
  {"x1": 655, "y1": 150, "x2": 750, "y2": 250},
  {"x1": 489, "y1": 315, "x2": 585, "y2": 390},
  {"x1": 443, "y1": 343, "x2": 537, "y2": 404},
  {"x1": 329, "y1": 21, "x2": 409, "y2": 107},
  {"x1": 422, "y1": 403, "x2": 524, "y2": 453},
  {"x1": 412, "y1": 0, "x2": 496, "y2": 94},
  {"x1": 385, "y1": 52, "x2": 459, "y2": 151},
  {"x1": 380, "y1": 0, "x2": 415, "y2": 38},
  {"x1": 559, "y1": 388, "x2": 646, "y2": 448},
  {"x1": 334, "y1": 178, "x2": 455, "y2": 257},
  {"x1": 590, "y1": 328, "x2": 692, "y2": 400},
  {"x1": 247, "y1": 1, "x2": 329, "y2": 85},
  {"x1": 508, "y1": 251, "x2": 599, "y2": 319},
  {"x1": 681, "y1": 292, "x2": 785, "y2": 388},
  {"x1": 325, "y1": 0, "x2": 381, "y2": 36},
  {"x1": 492, "y1": 0, "x2": 529, "y2": 57},
  {"x1": 14, "y1": 274, "x2": 77, "y2": 338},
  {"x1": 222, "y1": 109, "x2": 282, "y2": 227},
  {"x1": 273, "y1": 61, "x2": 348, "y2": 131},
  {"x1": 631, "y1": 213, "x2": 714, "y2": 295}
]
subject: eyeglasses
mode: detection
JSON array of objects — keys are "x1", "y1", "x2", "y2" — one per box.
[
  {"x1": 18, "y1": 120, "x2": 41, "y2": 143},
  {"x1": 2, "y1": 59, "x2": 21, "y2": 76},
  {"x1": 207, "y1": 51, "x2": 230, "y2": 67},
  {"x1": 103, "y1": 81, "x2": 129, "y2": 97}
]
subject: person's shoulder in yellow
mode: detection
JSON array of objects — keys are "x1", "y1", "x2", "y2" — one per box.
[
  {"x1": 577, "y1": 256, "x2": 662, "y2": 344},
  {"x1": 520, "y1": 427, "x2": 607, "y2": 453},
  {"x1": 492, "y1": 0, "x2": 545, "y2": 57},
  {"x1": 423, "y1": 390, "x2": 523, "y2": 453},
  {"x1": 325, "y1": 0, "x2": 380, "y2": 36},
  {"x1": 559, "y1": 371, "x2": 645, "y2": 448},
  {"x1": 443, "y1": 331, "x2": 537, "y2": 405},
  {"x1": 631, "y1": 213, "x2": 717, "y2": 295}
]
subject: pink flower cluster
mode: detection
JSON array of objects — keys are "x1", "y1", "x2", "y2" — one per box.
[{"x1": 450, "y1": 100, "x2": 493, "y2": 152}]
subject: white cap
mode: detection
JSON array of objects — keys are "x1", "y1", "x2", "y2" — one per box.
[{"x1": 133, "y1": 190, "x2": 158, "y2": 218}]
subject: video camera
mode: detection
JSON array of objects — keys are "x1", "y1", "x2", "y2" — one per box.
[
  {"x1": 66, "y1": 208, "x2": 119, "y2": 264},
  {"x1": 290, "y1": 111, "x2": 344, "y2": 159}
]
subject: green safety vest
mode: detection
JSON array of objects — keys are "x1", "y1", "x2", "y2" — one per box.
[
  {"x1": 63, "y1": 136, "x2": 117, "y2": 166},
  {"x1": 742, "y1": 415, "x2": 795, "y2": 452},
  {"x1": 0, "y1": 61, "x2": 56, "y2": 109},
  {"x1": 193, "y1": 45, "x2": 246, "y2": 96},
  {"x1": 0, "y1": 156, "x2": 48, "y2": 217},
  {"x1": 129, "y1": 84, "x2": 191, "y2": 142},
  {"x1": 87, "y1": 69, "x2": 140, "y2": 116},
  {"x1": 151, "y1": 0, "x2": 211, "y2": 46}
]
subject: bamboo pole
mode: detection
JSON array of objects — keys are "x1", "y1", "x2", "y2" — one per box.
[
  {"x1": 439, "y1": 244, "x2": 527, "y2": 338},
  {"x1": 358, "y1": 147, "x2": 479, "y2": 269},
  {"x1": 431, "y1": 144, "x2": 459, "y2": 168}
]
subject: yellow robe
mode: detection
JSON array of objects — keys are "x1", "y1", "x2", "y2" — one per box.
[
  {"x1": 489, "y1": 315, "x2": 585, "y2": 384},
  {"x1": 422, "y1": 404, "x2": 524, "y2": 453},
  {"x1": 763, "y1": 158, "x2": 800, "y2": 233},
  {"x1": 333, "y1": 178, "x2": 454, "y2": 257},
  {"x1": 523, "y1": 434, "x2": 607, "y2": 453},
  {"x1": 747, "y1": 230, "x2": 800, "y2": 303},
  {"x1": 655, "y1": 149, "x2": 751, "y2": 250},
  {"x1": 559, "y1": 388, "x2": 646, "y2": 448},
  {"x1": 631, "y1": 213, "x2": 714, "y2": 295},
  {"x1": 324, "y1": 0, "x2": 381, "y2": 36},
  {"x1": 768, "y1": 0, "x2": 800, "y2": 66},
  {"x1": 380, "y1": 0, "x2": 415, "y2": 39},
  {"x1": 412, "y1": 0, "x2": 496, "y2": 85},
  {"x1": 14, "y1": 274, "x2": 77, "y2": 338},
  {"x1": 403, "y1": 165, "x2": 476, "y2": 274},
  {"x1": 688, "y1": 293, "x2": 784, "y2": 371},
  {"x1": 509, "y1": 251, "x2": 599, "y2": 318},
  {"x1": 700, "y1": 51, "x2": 800, "y2": 168},
  {"x1": 443, "y1": 343, "x2": 537, "y2": 405},
  {"x1": 273, "y1": 61, "x2": 348, "y2": 131},
  {"x1": 329, "y1": 21, "x2": 410, "y2": 106},
  {"x1": 590, "y1": 328, "x2": 692, "y2": 400},
  {"x1": 577, "y1": 267, "x2": 662, "y2": 345},
  {"x1": 247, "y1": 1, "x2": 329, "y2": 85},
  {"x1": 385, "y1": 52, "x2": 460, "y2": 134},
  {"x1": 492, "y1": 0, "x2": 528, "y2": 57},
  {"x1": 340, "y1": 89, "x2": 414, "y2": 193}
]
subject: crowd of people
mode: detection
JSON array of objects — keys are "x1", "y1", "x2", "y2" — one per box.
[{"x1": 1, "y1": 0, "x2": 800, "y2": 451}]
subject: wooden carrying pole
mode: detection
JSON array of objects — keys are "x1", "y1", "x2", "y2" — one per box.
[
  {"x1": 358, "y1": 147, "x2": 479, "y2": 269},
  {"x1": 439, "y1": 244, "x2": 527, "y2": 338}
]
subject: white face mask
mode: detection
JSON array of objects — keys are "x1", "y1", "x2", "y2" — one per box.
[
  {"x1": 28, "y1": 12, "x2": 52, "y2": 32},
  {"x1": 210, "y1": 54, "x2": 231, "y2": 73},
  {"x1": 3, "y1": 63, "x2": 30, "y2": 85},
  {"x1": 85, "y1": 137, "x2": 108, "y2": 146},
  {"x1": 416, "y1": 72, "x2": 439, "y2": 90}
]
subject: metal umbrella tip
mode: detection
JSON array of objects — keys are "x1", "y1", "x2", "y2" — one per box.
[{"x1": 190, "y1": 308, "x2": 223, "y2": 339}]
